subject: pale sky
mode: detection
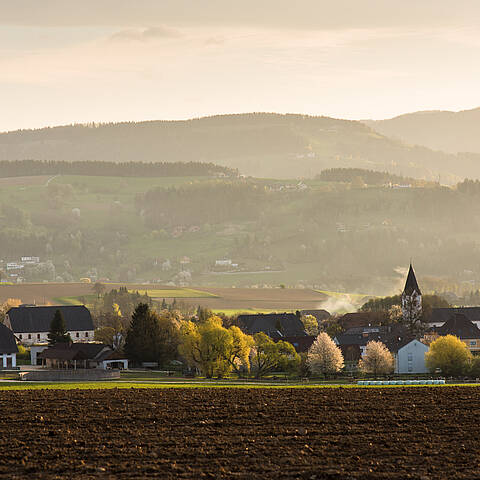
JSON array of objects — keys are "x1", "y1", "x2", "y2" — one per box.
[{"x1": 1, "y1": 0, "x2": 480, "y2": 132}]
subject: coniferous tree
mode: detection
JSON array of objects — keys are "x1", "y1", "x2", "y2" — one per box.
[
  {"x1": 48, "y1": 309, "x2": 72, "y2": 345},
  {"x1": 124, "y1": 303, "x2": 161, "y2": 365}
]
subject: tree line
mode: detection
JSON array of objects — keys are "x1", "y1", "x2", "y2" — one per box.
[
  {"x1": 0, "y1": 160, "x2": 236, "y2": 178},
  {"x1": 317, "y1": 168, "x2": 420, "y2": 186}
]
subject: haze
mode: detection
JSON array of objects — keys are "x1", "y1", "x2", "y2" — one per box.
[{"x1": 2, "y1": 0, "x2": 480, "y2": 132}]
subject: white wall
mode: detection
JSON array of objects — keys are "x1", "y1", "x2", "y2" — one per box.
[
  {"x1": 17, "y1": 330, "x2": 94, "y2": 345},
  {"x1": 396, "y1": 340, "x2": 429, "y2": 374},
  {"x1": 1, "y1": 353, "x2": 16, "y2": 368}
]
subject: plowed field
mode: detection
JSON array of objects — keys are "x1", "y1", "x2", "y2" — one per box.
[{"x1": 0, "y1": 387, "x2": 478, "y2": 479}]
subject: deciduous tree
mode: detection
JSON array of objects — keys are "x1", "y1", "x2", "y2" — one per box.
[
  {"x1": 425, "y1": 335, "x2": 472, "y2": 376},
  {"x1": 307, "y1": 332, "x2": 344, "y2": 377},
  {"x1": 359, "y1": 341, "x2": 394, "y2": 377},
  {"x1": 301, "y1": 314, "x2": 319, "y2": 336}
]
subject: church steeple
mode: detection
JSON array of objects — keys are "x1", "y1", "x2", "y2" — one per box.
[{"x1": 403, "y1": 264, "x2": 421, "y2": 296}]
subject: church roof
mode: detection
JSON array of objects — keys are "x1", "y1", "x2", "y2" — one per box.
[{"x1": 403, "y1": 264, "x2": 421, "y2": 296}]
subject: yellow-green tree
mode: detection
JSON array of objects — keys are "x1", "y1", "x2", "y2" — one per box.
[
  {"x1": 301, "y1": 314, "x2": 319, "y2": 336},
  {"x1": 425, "y1": 335, "x2": 472, "y2": 376},
  {"x1": 178, "y1": 316, "x2": 253, "y2": 378},
  {"x1": 250, "y1": 332, "x2": 300, "y2": 379}
]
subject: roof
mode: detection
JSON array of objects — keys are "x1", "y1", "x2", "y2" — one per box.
[
  {"x1": 338, "y1": 312, "x2": 386, "y2": 330},
  {"x1": 6, "y1": 305, "x2": 94, "y2": 334},
  {"x1": 336, "y1": 324, "x2": 413, "y2": 353},
  {"x1": 0, "y1": 324, "x2": 18, "y2": 355},
  {"x1": 429, "y1": 307, "x2": 480, "y2": 324},
  {"x1": 278, "y1": 336, "x2": 316, "y2": 353},
  {"x1": 403, "y1": 264, "x2": 421, "y2": 296},
  {"x1": 435, "y1": 313, "x2": 480, "y2": 339},
  {"x1": 237, "y1": 313, "x2": 307, "y2": 338},
  {"x1": 38, "y1": 342, "x2": 112, "y2": 361}
]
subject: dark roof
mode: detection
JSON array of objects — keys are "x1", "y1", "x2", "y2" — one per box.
[
  {"x1": 435, "y1": 313, "x2": 480, "y2": 339},
  {"x1": 336, "y1": 324, "x2": 413, "y2": 353},
  {"x1": 6, "y1": 305, "x2": 94, "y2": 334},
  {"x1": 300, "y1": 310, "x2": 331, "y2": 322},
  {"x1": 38, "y1": 342, "x2": 112, "y2": 361},
  {"x1": 429, "y1": 307, "x2": 480, "y2": 324},
  {"x1": 237, "y1": 313, "x2": 307, "y2": 338},
  {"x1": 0, "y1": 324, "x2": 18, "y2": 355},
  {"x1": 338, "y1": 312, "x2": 386, "y2": 330},
  {"x1": 403, "y1": 264, "x2": 421, "y2": 296}
]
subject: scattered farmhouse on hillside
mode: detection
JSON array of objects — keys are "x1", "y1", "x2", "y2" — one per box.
[
  {"x1": 0, "y1": 323, "x2": 18, "y2": 368},
  {"x1": 5, "y1": 305, "x2": 94, "y2": 345}
]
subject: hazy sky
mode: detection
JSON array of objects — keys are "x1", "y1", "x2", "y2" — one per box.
[{"x1": 1, "y1": 0, "x2": 480, "y2": 131}]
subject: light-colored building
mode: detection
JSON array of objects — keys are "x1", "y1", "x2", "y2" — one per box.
[
  {"x1": 0, "y1": 323, "x2": 18, "y2": 368},
  {"x1": 5, "y1": 305, "x2": 94, "y2": 346},
  {"x1": 394, "y1": 339, "x2": 429, "y2": 374}
]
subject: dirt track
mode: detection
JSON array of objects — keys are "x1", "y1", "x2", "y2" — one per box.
[{"x1": 0, "y1": 387, "x2": 479, "y2": 479}]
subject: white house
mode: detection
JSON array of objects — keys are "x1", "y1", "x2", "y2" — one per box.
[
  {"x1": 394, "y1": 339, "x2": 429, "y2": 374},
  {"x1": 0, "y1": 323, "x2": 18, "y2": 368},
  {"x1": 5, "y1": 305, "x2": 95, "y2": 346}
]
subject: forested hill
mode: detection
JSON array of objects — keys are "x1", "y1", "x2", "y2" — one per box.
[
  {"x1": 0, "y1": 113, "x2": 479, "y2": 181},
  {"x1": 364, "y1": 107, "x2": 480, "y2": 154}
]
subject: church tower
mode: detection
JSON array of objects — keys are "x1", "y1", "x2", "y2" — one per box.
[{"x1": 402, "y1": 264, "x2": 422, "y2": 324}]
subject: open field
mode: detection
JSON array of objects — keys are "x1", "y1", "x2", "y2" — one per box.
[
  {"x1": 0, "y1": 283, "x2": 328, "y2": 312},
  {"x1": 0, "y1": 387, "x2": 479, "y2": 478}
]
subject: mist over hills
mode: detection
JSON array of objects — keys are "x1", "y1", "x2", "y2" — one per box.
[
  {"x1": 364, "y1": 107, "x2": 480, "y2": 155},
  {"x1": 1, "y1": 113, "x2": 479, "y2": 182}
]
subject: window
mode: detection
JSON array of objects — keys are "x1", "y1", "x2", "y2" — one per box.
[
  {"x1": 19, "y1": 334, "x2": 22, "y2": 340},
  {"x1": 37, "y1": 334, "x2": 40, "y2": 340},
  {"x1": 28, "y1": 334, "x2": 31, "y2": 340},
  {"x1": 470, "y1": 341, "x2": 476, "y2": 346},
  {"x1": 407, "y1": 353, "x2": 413, "y2": 361},
  {"x1": 85, "y1": 332, "x2": 89, "y2": 337},
  {"x1": 408, "y1": 364, "x2": 413, "y2": 372},
  {"x1": 76, "y1": 332, "x2": 79, "y2": 338}
]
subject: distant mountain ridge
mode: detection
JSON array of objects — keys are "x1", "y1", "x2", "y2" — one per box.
[
  {"x1": 364, "y1": 107, "x2": 480, "y2": 154},
  {"x1": 0, "y1": 112, "x2": 479, "y2": 182}
]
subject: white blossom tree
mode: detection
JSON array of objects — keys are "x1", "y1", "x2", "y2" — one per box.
[
  {"x1": 307, "y1": 332, "x2": 344, "y2": 377},
  {"x1": 359, "y1": 341, "x2": 394, "y2": 378}
]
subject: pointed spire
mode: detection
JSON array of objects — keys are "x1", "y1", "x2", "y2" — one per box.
[{"x1": 403, "y1": 264, "x2": 421, "y2": 296}]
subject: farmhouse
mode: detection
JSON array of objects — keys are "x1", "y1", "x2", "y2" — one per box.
[
  {"x1": 37, "y1": 342, "x2": 128, "y2": 370},
  {"x1": 0, "y1": 323, "x2": 18, "y2": 368},
  {"x1": 5, "y1": 305, "x2": 94, "y2": 345}
]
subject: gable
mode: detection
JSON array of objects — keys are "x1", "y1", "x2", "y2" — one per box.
[{"x1": 0, "y1": 324, "x2": 18, "y2": 354}]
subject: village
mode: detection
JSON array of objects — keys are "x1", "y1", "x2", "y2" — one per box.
[{"x1": 0, "y1": 264, "x2": 478, "y2": 383}]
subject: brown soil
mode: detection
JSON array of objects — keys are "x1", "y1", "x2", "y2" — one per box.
[
  {"x1": 0, "y1": 283, "x2": 327, "y2": 312},
  {"x1": 0, "y1": 387, "x2": 479, "y2": 479}
]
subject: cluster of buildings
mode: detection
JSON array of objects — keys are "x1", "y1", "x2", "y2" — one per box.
[
  {"x1": 0, "y1": 305, "x2": 126, "y2": 371},
  {"x1": 0, "y1": 256, "x2": 40, "y2": 282}
]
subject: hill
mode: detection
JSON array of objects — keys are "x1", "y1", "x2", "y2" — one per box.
[
  {"x1": 0, "y1": 113, "x2": 477, "y2": 182},
  {"x1": 364, "y1": 107, "x2": 480, "y2": 155}
]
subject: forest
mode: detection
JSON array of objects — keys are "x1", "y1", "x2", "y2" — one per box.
[{"x1": 0, "y1": 160, "x2": 235, "y2": 178}]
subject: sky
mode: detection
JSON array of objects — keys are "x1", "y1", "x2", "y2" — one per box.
[{"x1": 1, "y1": 0, "x2": 480, "y2": 132}]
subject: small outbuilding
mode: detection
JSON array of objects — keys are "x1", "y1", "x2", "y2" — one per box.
[{"x1": 0, "y1": 323, "x2": 18, "y2": 368}]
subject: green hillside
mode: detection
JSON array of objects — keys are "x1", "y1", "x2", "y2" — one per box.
[
  {"x1": 0, "y1": 113, "x2": 477, "y2": 182},
  {"x1": 2, "y1": 171, "x2": 480, "y2": 294},
  {"x1": 364, "y1": 107, "x2": 480, "y2": 155}
]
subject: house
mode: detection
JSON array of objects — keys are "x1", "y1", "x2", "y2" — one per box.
[
  {"x1": 428, "y1": 313, "x2": 480, "y2": 353},
  {"x1": 427, "y1": 307, "x2": 480, "y2": 328},
  {"x1": 5, "y1": 305, "x2": 94, "y2": 345},
  {"x1": 338, "y1": 311, "x2": 386, "y2": 331},
  {"x1": 0, "y1": 323, "x2": 18, "y2": 368},
  {"x1": 393, "y1": 339, "x2": 429, "y2": 374},
  {"x1": 334, "y1": 324, "x2": 413, "y2": 362},
  {"x1": 37, "y1": 342, "x2": 128, "y2": 370},
  {"x1": 237, "y1": 313, "x2": 307, "y2": 339}
]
